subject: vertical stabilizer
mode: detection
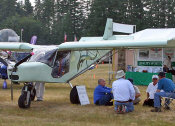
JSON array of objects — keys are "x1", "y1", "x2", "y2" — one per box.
[{"x1": 103, "y1": 18, "x2": 113, "y2": 40}]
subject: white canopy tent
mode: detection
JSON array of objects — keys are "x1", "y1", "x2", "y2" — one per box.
[
  {"x1": 130, "y1": 28, "x2": 175, "y2": 41},
  {"x1": 128, "y1": 28, "x2": 175, "y2": 72}
]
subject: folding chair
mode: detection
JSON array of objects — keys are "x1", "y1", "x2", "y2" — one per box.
[{"x1": 161, "y1": 90, "x2": 175, "y2": 110}]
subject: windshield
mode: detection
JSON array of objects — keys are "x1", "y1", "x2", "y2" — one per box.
[
  {"x1": 29, "y1": 48, "x2": 57, "y2": 67},
  {"x1": 11, "y1": 52, "x2": 30, "y2": 62}
]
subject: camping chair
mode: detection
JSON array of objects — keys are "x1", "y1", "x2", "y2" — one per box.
[{"x1": 161, "y1": 90, "x2": 175, "y2": 110}]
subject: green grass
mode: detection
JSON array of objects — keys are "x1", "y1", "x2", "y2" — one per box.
[{"x1": 0, "y1": 64, "x2": 175, "y2": 126}]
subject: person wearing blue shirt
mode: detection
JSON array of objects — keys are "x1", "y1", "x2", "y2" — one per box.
[
  {"x1": 93, "y1": 79, "x2": 113, "y2": 106},
  {"x1": 0, "y1": 64, "x2": 8, "y2": 89},
  {"x1": 0, "y1": 64, "x2": 8, "y2": 79},
  {"x1": 151, "y1": 72, "x2": 175, "y2": 112}
]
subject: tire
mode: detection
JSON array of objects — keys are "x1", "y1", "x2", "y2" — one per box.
[
  {"x1": 18, "y1": 93, "x2": 31, "y2": 108},
  {"x1": 70, "y1": 86, "x2": 80, "y2": 104},
  {"x1": 21, "y1": 85, "x2": 35, "y2": 101},
  {"x1": 21, "y1": 86, "x2": 25, "y2": 95},
  {"x1": 30, "y1": 88, "x2": 36, "y2": 101}
]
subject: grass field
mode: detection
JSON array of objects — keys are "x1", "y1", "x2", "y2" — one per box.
[{"x1": 0, "y1": 64, "x2": 175, "y2": 126}]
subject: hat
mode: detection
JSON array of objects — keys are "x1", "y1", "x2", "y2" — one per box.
[
  {"x1": 152, "y1": 75, "x2": 159, "y2": 79},
  {"x1": 128, "y1": 78, "x2": 133, "y2": 84},
  {"x1": 116, "y1": 70, "x2": 125, "y2": 79},
  {"x1": 158, "y1": 72, "x2": 165, "y2": 77}
]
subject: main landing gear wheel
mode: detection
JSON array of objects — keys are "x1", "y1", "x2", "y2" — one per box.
[{"x1": 70, "y1": 86, "x2": 80, "y2": 104}]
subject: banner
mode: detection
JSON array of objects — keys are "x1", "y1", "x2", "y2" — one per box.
[
  {"x1": 138, "y1": 61, "x2": 162, "y2": 66},
  {"x1": 30, "y1": 36, "x2": 37, "y2": 45}
]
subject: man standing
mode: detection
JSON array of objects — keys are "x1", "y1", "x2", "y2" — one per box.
[
  {"x1": 93, "y1": 79, "x2": 113, "y2": 106},
  {"x1": 163, "y1": 56, "x2": 172, "y2": 72},
  {"x1": 35, "y1": 82, "x2": 45, "y2": 101},
  {"x1": 151, "y1": 72, "x2": 175, "y2": 112},
  {"x1": 143, "y1": 75, "x2": 159, "y2": 107},
  {"x1": 112, "y1": 70, "x2": 135, "y2": 113}
]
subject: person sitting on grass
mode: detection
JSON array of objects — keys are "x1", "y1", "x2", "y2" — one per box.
[
  {"x1": 151, "y1": 72, "x2": 175, "y2": 112},
  {"x1": 93, "y1": 79, "x2": 113, "y2": 106},
  {"x1": 128, "y1": 78, "x2": 141, "y2": 105},
  {"x1": 112, "y1": 70, "x2": 135, "y2": 114},
  {"x1": 143, "y1": 75, "x2": 159, "y2": 107}
]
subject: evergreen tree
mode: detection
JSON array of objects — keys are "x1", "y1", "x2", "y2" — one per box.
[
  {"x1": 126, "y1": 0, "x2": 144, "y2": 31},
  {"x1": 41, "y1": 0, "x2": 55, "y2": 30},
  {"x1": 84, "y1": 0, "x2": 130, "y2": 36},
  {"x1": 16, "y1": 2, "x2": 26, "y2": 16},
  {"x1": 84, "y1": 0, "x2": 110, "y2": 36},
  {"x1": 53, "y1": 0, "x2": 85, "y2": 43},
  {"x1": 34, "y1": 0, "x2": 43, "y2": 21},
  {"x1": 143, "y1": 0, "x2": 175, "y2": 28},
  {"x1": 0, "y1": 0, "x2": 17, "y2": 21},
  {"x1": 1, "y1": 16, "x2": 42, "y2": 43},
  {"x1": 166, "y1": 0, "x2": 175, "y2": 27},
  {"x1": 24, "y1": 0, "x2": 33, "y2": 16}
]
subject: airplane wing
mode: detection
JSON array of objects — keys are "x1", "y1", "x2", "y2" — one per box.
[
  {"x1": 0, "y1": 38, "x2": 174, "y2": 52},
  {"x1": 58, "y1": 39, "x2": 173, "y2": 51},
  {"x1": 0, "y1": 42, "x2": 34, "y2": 51},
  {"x1": 0, "y1": 42, "x2": 59, "y2": 52},
  {"x1": 58, "y1": 28, "x2": 175, "y2": 51},
  {"x1": 1, "y1": 27, "x2": 175, "y2": 52}
]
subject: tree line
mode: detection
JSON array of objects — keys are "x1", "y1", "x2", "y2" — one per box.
[{"x1": 0, "y1": 0, "x2": 175, "y2": 45}]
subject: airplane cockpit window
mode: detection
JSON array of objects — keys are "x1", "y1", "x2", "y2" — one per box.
[
  {"x1": 51, "y1": 51, "x2": 70, "y2": 78},
  {"x1": 29, "y1": 48, "x2": 57, "y2": 67},
  {"x1": 11, "y1": 52, "x2": 30, "y2": 62}
]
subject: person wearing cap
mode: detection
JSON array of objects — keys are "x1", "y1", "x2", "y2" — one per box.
[
  {"x1": 112, "y1": 70, "x2": 135, "y2": 113},
  {"x1": 93, "y1": 79, "x2": 113, "y2": 106},
  {"x1": 143, "y1": 75, "x2": 159, "y2": 107},
  {"x1": 151, "y1": 72, "x2": 175, "y2": 112},
  {"x1": 128, "y1": 78, "x2": 141, "y2": 105}
]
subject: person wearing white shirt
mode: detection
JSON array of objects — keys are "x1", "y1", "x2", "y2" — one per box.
[
  {"x1": 143, "y1": 75, "x2": 158, "y2": 107},
  {"x1": 112, "y1": 70, "x2": 135, "y2": 113}
]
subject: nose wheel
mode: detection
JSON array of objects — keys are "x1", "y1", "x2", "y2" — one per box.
[
  {"x1": 18, "y1": 82, "x2": 36, "y2": 108},
  {"x1": 18, "y1": 92, "x2": 31, "y2": 108}
]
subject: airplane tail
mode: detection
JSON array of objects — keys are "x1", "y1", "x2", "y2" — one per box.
[{"x1": 103, "y1": 18, "x2": 113, "y2": 40}]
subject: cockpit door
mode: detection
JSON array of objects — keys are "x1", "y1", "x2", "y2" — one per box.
[{"x1": 51, "y1": 51, "x2": 71, "y2": 78}]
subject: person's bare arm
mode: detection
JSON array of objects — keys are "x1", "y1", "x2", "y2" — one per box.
[
  {"x1": 135, "y1": 93, "x2": 141, "y2": 98},
  {"x1": 146, "y1": 92, "x2": 149, "y2": 100},
  {"x1": 156, "y1": 89, "x2": 161, "y2": 92}
]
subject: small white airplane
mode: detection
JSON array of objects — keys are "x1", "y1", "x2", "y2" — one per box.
[{"x1": 1, "y1": 18, "x2": 175, "y2": 108}]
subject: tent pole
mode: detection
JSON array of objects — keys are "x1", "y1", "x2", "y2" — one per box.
[{"x1": 162, "y1": 48, "x2": 163, "y2": 71}]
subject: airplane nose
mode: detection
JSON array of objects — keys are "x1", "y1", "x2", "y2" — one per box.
[{"x1": 8, "y1": 62, "x2": 52, "y2": 82}]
